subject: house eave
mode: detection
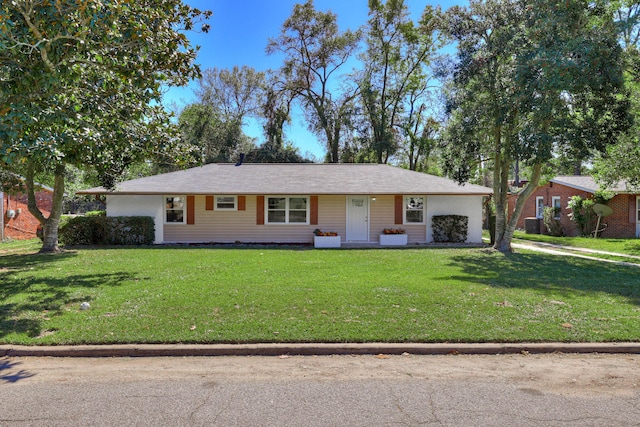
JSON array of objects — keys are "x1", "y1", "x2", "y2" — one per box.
[{"x1": 77, "y1": 190, "x2": 492, "y2": 196}]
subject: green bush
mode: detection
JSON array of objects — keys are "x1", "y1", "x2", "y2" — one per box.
[
  {"x1": 542, "y1": 206, "x2": 563, "y2": 237},
  {"x1": 60, "y1": 216, "x2": 154, "y2": 246},
  {"x1": 432, "y1": 215, "x2": 468, "y2": 243},
  {"x1": 567, "y1": 195, "x2": 596, "y2": 237}
]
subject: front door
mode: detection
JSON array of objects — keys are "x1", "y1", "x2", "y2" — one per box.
[{"x1": 346, "y1": 196, "x2": 369, "y2": 241}]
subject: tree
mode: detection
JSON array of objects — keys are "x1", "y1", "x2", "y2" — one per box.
[
  {"x1": 175, "y1": 66, "x2": 266, "y2": 167},
  {"x1": 177, "y1": 103, "x2": 255, "y2": 166},
  {"x1": 0, "y1": 0, "x2": 211, "y2": 252},
  {"x1": 267, "y1": 0, "x2": 361, "y2": 163},
  {"x1": 595, "y1": 1, "x2": 640, "y2": 188},
  {"x1": 358, "y1": 0, "x2": 440, "y2": 164},
  {"x1": 440, "y1": 0, "x2": 629, "y2": 252}
]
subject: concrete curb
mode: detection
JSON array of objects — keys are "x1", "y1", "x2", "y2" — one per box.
[{"x1": 2, "y1": 342, "x2": 640, "y2": 357}]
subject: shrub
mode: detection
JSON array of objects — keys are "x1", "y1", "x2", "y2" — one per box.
[
  {"x1": 542, "y1": 206, "x2": 563, "y2": 237},
  {"x1": 567, "y1": 196, "x2": 596, "y2": 237},
  {"x1": 60, "y1": 216, "x2": 154, "y2": 245},
  {"x1": 432, "y1": 215, "x2": 468, "y2": 243},
  {"x1": 313, "y1": 228, "x2": 338, "y2": 236},
  {"x1": 382, "y1": 228, "x2": 405, "y2": 235}
]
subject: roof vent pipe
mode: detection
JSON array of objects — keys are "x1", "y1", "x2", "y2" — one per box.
[{"x1": 235, "y1": 153, "x2": 245, "y2": 167}]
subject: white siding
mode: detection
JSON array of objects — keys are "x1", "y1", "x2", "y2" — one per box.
[
  {"x1": 105, "y1": 195, "x2": 164, "y2": 243},
  {"x1": 426, "y1": 195, "x2": 484, "y2": 243}
]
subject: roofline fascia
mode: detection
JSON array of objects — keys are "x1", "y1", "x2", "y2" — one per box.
[
  {"x1": 549, "y1": 179, "x2": 598, "y2": 194},
  {"x1": 77, "y1": 191, "x2": 493, "y2": 196}
]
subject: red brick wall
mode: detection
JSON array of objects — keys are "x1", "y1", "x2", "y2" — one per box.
[
  {"x1": 605, "y1": 194, "x2": 637, "y2": 238},
  {"x1": 3, "y1": 191, "x2": 53, "y2": 240},
  {"x1": 507, "y1": 183, "x2": 638, "y2": 238}
]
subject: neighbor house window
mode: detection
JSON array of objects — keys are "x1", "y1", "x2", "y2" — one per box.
[
  {"x1": 266, "y1": 196, "x2": 309, "y2": 224},
  {"x1": 536, "y1": 196, "x2": 544, "y2": 219},
  {"x1": 165, "y1": 196, "x2": 185, "y2": 223},
  {"x1": 216, "y1": 196, "x2": 237, "y2": 210},
  {"x1": 552, "y1": 196, "x2": 561, "y2": 219},
  {"x1": 405, "y1": 196, "x2": 424, "y2": 224}
]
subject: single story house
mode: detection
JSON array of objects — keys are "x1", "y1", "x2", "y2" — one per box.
[
  {"x1": 1, "y1": 184, "x2": 53, "y2": 241},
  {"x1": 510, "y1": 175, "x2": 640, "y2": 238},
  {"x1": 77, "y1": 163, "x2": 492, "y2": 245}
]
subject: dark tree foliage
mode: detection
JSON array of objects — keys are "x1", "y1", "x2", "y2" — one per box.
[
  {"x1": 0, "y1": 0, "x2": 211, "y2": 252},
  {"x1": 440, "y1": 0, "x2": 630, "y2": 251}
]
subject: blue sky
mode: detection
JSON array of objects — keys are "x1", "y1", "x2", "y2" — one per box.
[{"x1": 164, "y1": 0, "x2": 463, "y2": 160}]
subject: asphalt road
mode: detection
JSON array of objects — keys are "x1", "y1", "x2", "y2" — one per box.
[{"x1": 2, "y1": 353, "x2": 640, "y2": 426}]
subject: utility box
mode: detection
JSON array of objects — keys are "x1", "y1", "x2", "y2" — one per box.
[{"x1": 524, "y1": 217, "x2": 541, "y2": 234}]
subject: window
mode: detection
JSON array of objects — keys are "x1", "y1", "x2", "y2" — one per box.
[
  {"x1": 636, "y1": 197, "x2": 640, "y2": 222},
  {"x1": 552, "y1": 196, "x2": 561, "y2": 219},
  {"x1": 266, "y1": 196, "x2": 309, "y2": 224},
  {"x1": 536, "y1": 196, "x2": 544, "y2": 219},
  {"x1": 216, "y1": 196, "x2": 237, "y2": 210},
  {"x1": 165, "y1": 196, "x2": 185, "y2": 223},
  {"x1": 405, "y1": 196, "x2": 424, "y2": 224}
]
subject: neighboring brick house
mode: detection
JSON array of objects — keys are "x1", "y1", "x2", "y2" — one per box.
[
  {"x1": 1, "y1": 185, "x2": 53, "y2": 241},
  {"x1": 509, "y1": 176, "x2": 640, "y2": 238}
]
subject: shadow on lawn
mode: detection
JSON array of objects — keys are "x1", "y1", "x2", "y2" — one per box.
[
  {"x1": 0, "y1": 252, "x2": 131, "y2": 340},
  {"x1": 447, "y1": 250, "x2": 640, "y2": 306}
]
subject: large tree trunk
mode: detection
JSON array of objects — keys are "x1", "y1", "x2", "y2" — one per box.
[
  {"x1": 26, "y1": 161, "x2": 66, "y2": 253},
  {"x1": 494, "y1": 162, "x2": 542, "y2": 252}
]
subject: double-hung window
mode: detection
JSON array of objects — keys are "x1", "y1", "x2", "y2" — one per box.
[
  {"x1": 552, "y1": 196, "x2": 561, "y2": 219},
  {"x1": 267, "y1": 196, "x2": 309, "y2": 224},
  {"x1": 536, "y1": 196, "x2": 545, "y2": 219},
  {"x1": 404, "y1": 196, "x2": 425, "y2": 224},
  {"x1": 165, "y1": 196, "x2": 185, "y2": 223}
]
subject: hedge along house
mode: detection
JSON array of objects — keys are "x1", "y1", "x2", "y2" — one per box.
[
  {"x1": 509, "y1": 175, "x2": 640, "y2": 238},
  {"x1": 77, "y1": 163, "x2": 492, "y2": 245}
]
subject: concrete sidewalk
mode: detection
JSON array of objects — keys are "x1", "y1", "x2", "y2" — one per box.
[
  {"x1": 2, "y1": 342, "x2": 640, "y2": 357},
  {"x1": 511, "y1": 239, "x2": 640, "y2": 267}
]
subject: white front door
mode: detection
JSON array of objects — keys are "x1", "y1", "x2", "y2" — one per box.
[{"x1": 346, "y1": 196, "x2": 369, "y2": 241}]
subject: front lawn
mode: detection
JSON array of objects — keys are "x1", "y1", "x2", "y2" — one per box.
[{"x1": 1, "y1": 242, "x2": 639, "y2": 345}]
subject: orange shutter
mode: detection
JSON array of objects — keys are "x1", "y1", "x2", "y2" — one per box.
[
  {"x1": 238, "y1": 195, "x2": 246, "y2": 211},
  {"x1": 257, "y1": 196, "x2": 265, "y2": 225},
  {"x1": 206, "y1": 196, "x2": 214, "y2": 211},
  {"x1": 310, "y1": 195, "x2": 319, "y2": 225},
  {"x1": 630, "y1": 195, "x2": 637, "y2": 223},
  {"x1": 187, "y1": 195, "x2": 195, "y2": 225},
  {"x1": 394, "y1": 195, "x2": 403, "y2": 225}
]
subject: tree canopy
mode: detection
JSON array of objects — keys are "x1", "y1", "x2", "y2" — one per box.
[
  {"x1": 439, "y1": 0, "x2": 630, "y2": 251},
  {"x1": 0, "y1": 0, "x2": 211, "y2": 252}
]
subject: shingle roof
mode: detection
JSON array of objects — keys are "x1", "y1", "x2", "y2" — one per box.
[
  {"x1": 550, "y1": 176, "x2": 630, "y2": 193},
  {"x1": 77, "y1": 163, "x2": 493, "y2": 196}
]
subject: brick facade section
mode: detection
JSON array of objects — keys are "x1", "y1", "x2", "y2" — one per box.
[
  {"x1": 508, "y1": 182, "x2": 638, "y2": 238},
  {"x1": 2, "y1": 190, "x2": 53, "y2": 240}
]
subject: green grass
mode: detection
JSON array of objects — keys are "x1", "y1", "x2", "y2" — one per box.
[
  {"x1": 1, "y1": 240, "x2": 640, "y2": 345},
  {"x1": 513, "y1": 231, "x2": 640, "y2": 256}
]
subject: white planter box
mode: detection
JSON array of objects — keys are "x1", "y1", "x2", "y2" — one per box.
[
  {"x1": 379, "y1": 234, "x2": 408, "y2": 246},
  {"x1": 314, "y1": 235, "x2": 341, "y2": 248}
]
